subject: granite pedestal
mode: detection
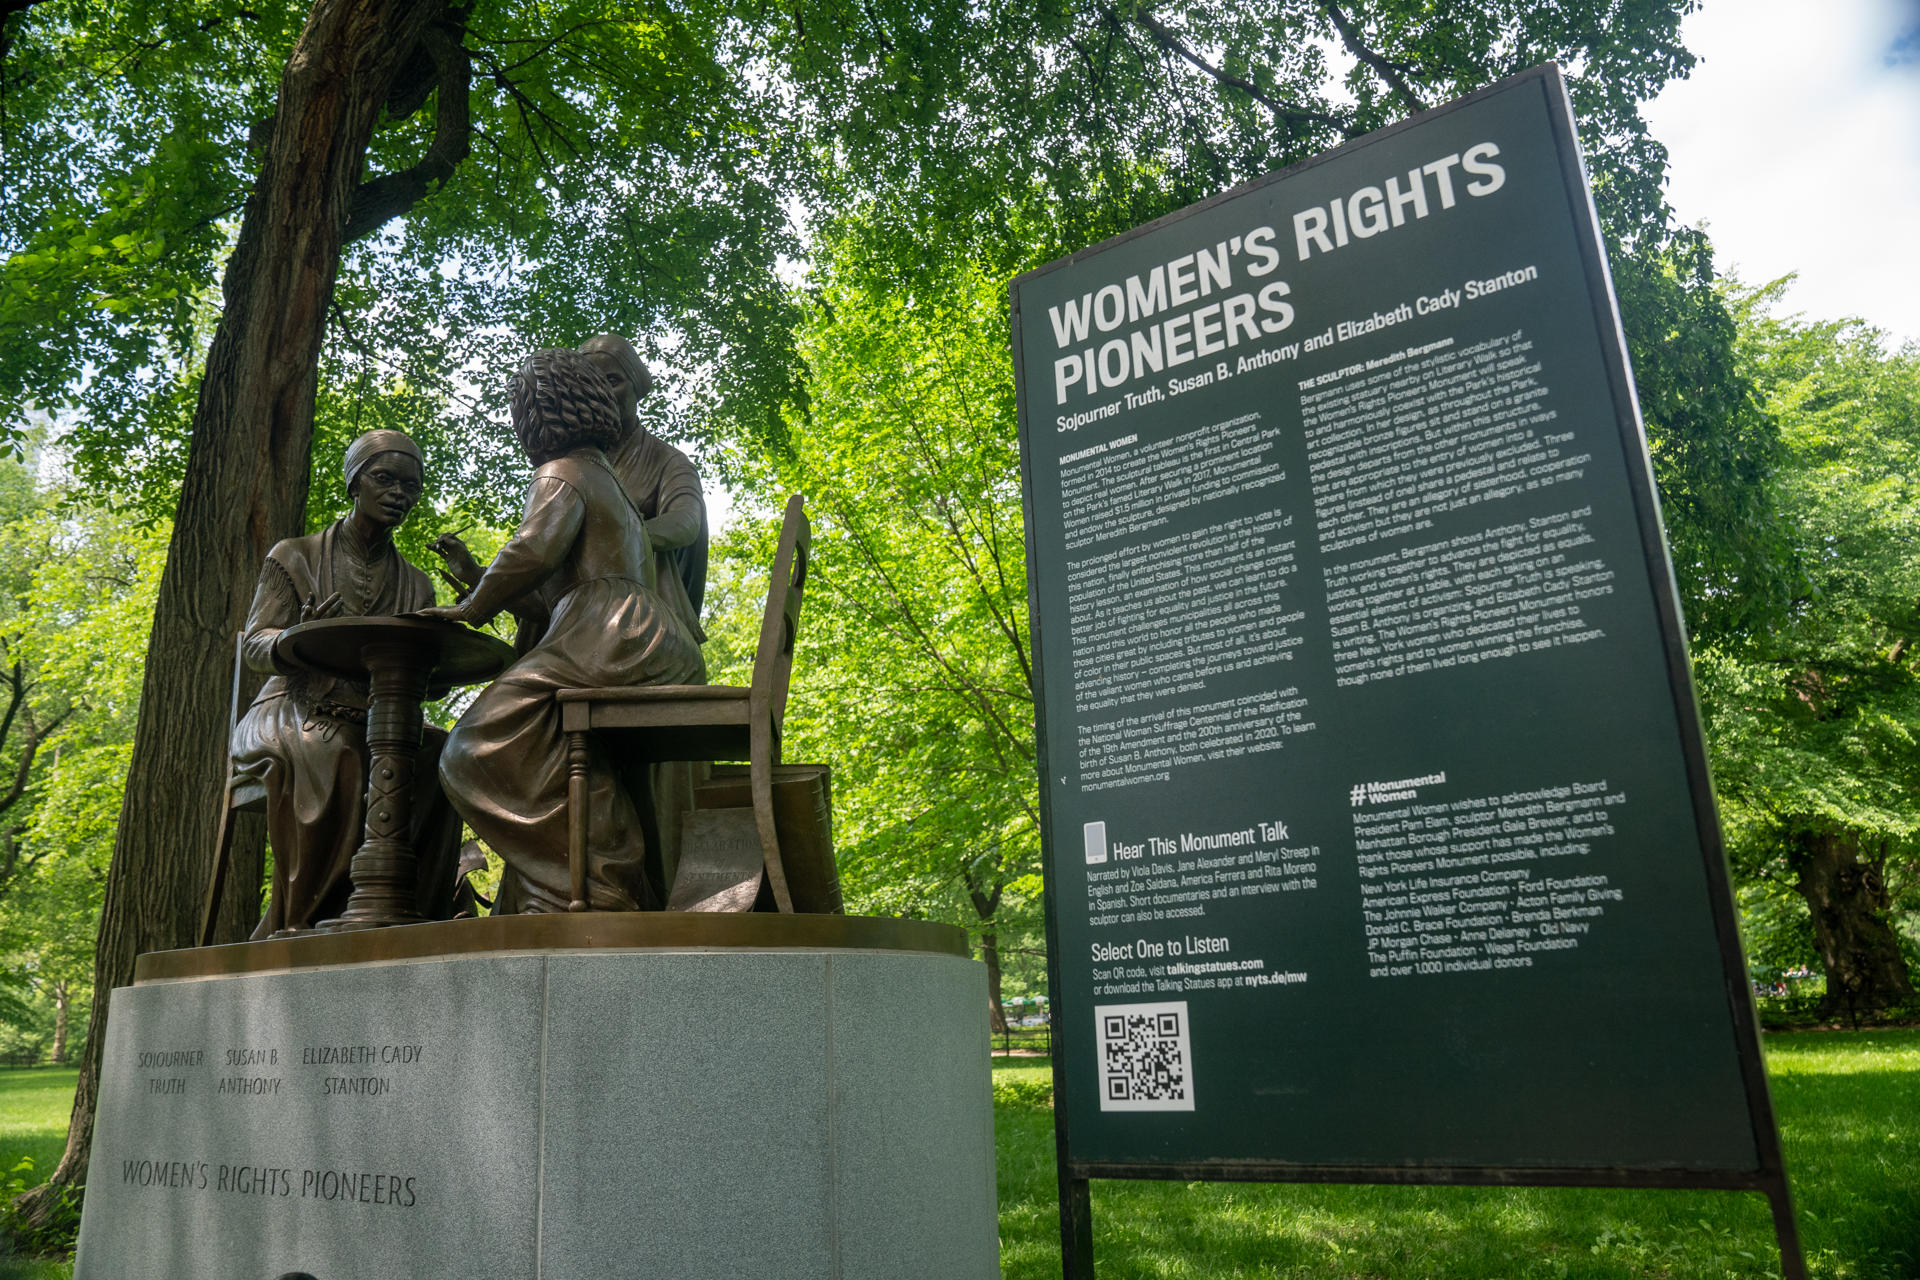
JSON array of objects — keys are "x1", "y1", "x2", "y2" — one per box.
[{"x1": 74, "y1": 915, "x2": 998, "y2": 1280}]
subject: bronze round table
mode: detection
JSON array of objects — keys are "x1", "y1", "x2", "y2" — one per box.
[{"x1": 274, "y1": 615, "x2": 514, "y2": 932}]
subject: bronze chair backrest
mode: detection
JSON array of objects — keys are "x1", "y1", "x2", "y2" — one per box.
[
  {"x1": 750, "y1": 495, "x2": 809, "y2": 735},
  {"x1": 201, "y1": 632, "x2": 260, "y2": 945},
  {"x1": 229, "y1": 630, "x2": 246, "y2": 735}
]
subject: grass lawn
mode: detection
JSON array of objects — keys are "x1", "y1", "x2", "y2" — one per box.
[
  {"x1": 993, "y1": 1029, "x2": 1919, "y2": 1279},
  {"x1": 0, "y1": 1071, "x2": 74, "y2": 1189},
  {"x1": 2, "y1": 1033, "x2": 1912, "y2": 1279},
  {"x1": 0, "y1": 1066, "x2": 77, "y2": 1280}
]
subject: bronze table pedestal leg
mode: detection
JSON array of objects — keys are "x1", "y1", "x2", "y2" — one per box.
[{"x1": 319, "y1": 639, "x2": 432, "y2": 932}]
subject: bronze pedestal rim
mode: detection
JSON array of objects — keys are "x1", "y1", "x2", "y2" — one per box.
[{"x1": 135, "y1": 912, "x2": 969, "y2": 982}]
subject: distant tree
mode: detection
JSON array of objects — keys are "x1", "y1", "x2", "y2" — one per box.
[
  {"x1": 0, "y1": 461, "x2": 68, "y2": 908},
  {"x1": 1613, "y1": 232, "x2": 1792, "y2": 646},
  {"x1": 720, "y1": 264, "x2": 1039, "y2": 1031},
  {"x1": 1696, "y1": 280, "x2": 1920, "y2": 1017},
  {"x1": 0, "y1": 797, "x2": 115, "y2": 1064},
  {"x1": 0, "y1": 459, "x2": 164, "y2": 1068},
  {"x1": 0, "y1": 464, "x2": 158, "y2": 907}
]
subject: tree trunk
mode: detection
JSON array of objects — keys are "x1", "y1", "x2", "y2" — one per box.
[
  {"x1": 965, "y1": 870, "x2": 1008, "y2": 1036},
  {"x1": 1791, "y1": 827, "x2": 1916, "y2": 1020},
  {"x1": 214, "y1": 813, "x2": 269, "y2": 943},
  {"x1": 49, "y1": 979, "x2": 67, "y2": 1066},
  {"x1": 981, "y1": 929, "x2": 1007, "y2": 1035},
  {"x1": 16, "y1": 0, "x2": 446, "y2": 1226}
]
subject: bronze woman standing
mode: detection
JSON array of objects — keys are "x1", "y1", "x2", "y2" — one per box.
[
  {"x1": 577, "y1": 333, "x2": 708, "y2": 642},
  {"x1": 422, "y1": 350, "x2": 705, "y2": 911},
  {"x1": 575, "y1": 333, "x2": 710, "y2": 890}
]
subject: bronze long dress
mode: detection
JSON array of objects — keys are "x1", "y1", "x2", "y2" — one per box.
[
  {"x1": 439, "y1": 448, "x2": 705, "y2": 912},
  {"x1": 232, "y1": 520, "x2": 463, "y2": 935},
  {"x1": 605, "y1": 428, "x2": 709, "y2": 891}
]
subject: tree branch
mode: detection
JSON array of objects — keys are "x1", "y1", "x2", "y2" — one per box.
[
  {"x1": 0, "y1": 821, "x2": 22, "y2": 904},
  {"x1": 918, "y1": 337, "x2": 1037, "y2": 694},
  {"x1": 0, "y1": 664, "x2": 24, "y2": 762},
  {"x1": 885, "y1": 387, "x2": 1036, "y2": 697},
  {"x1": 111, "y1": 9, "x2": 263, "y2": 81},
  {"x1": 470, "y1": 45, "x2": 580, "y2": 175},
  {"x1": 343, "y1": 22, "x2": 473, "y2": 244},
  {"x1": 1066, "y1": 34, "x2": 1105, "y2": 92},
  {"x1": 826, "y1": 501, "x2": 1035, "y2": 763},
  {"x1": 965, "y1": 866, "x2": 1004, "y2": 923},
  {"x1": 1321, "y1": 1, "x2": 1426, "y2": 116},
  {"x1": 494, "y1": 17, "x2": 623, "y2": 76},
  {"x1": 0, "y1": 703, "x2": 71, "y2": 816},
  {"x1": 1117, "y1": 5, "x2": 1350, "y2": 134}
]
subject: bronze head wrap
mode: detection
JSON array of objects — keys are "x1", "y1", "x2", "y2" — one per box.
[{"x1": 343, "y1": 429, "x2": 424, "y2": 495}]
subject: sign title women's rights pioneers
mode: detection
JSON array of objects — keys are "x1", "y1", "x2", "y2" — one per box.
[
  {"x1": 1011, "y1": 65, "x2": 1784, "y2": 1189},
  {"x1": 1045, "y1": 139, "x2": 1525, "y2": 436}
]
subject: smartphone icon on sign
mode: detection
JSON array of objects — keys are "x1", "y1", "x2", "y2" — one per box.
[{"x1": 1084, "y1": 821, "x2": 1108, "y2": 865}]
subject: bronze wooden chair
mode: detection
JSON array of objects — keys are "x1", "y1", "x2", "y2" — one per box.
[
  {"x1": 198, "y1": 631, "x2": 270, "y2": 946},
  {"x1": 557, "y1": 494, "x2": 810, "y2": 913}
]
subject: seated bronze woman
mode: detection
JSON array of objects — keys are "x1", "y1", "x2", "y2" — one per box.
[
  {"x1": 232, "y1": 430, "x2": 463, "y2": 934},
  {"x1": 421, "y1": 350, "x2": 705, "y2": 911}
]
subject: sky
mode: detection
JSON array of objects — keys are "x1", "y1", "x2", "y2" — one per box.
[{"x1": 1643, "y1": 0, "x2": 1920, "y2": 344}]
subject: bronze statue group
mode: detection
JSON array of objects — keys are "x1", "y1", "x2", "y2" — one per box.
[{"x1": 233, "y1": 336, "x2": 709, "y2": 934}]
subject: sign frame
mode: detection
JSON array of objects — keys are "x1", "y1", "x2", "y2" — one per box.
[{"x1": 1009, "y1": 63, "x2": 1804, "y2": 1279}]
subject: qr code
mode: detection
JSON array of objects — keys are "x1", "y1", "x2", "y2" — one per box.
[{"x1": 1094, "y1": 1001, "x2": 1194, "y2": 1112}]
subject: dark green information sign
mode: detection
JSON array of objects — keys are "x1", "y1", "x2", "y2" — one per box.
[{"x1": 1011, "y1": 66, "x2": 1800, "y2": 1276}]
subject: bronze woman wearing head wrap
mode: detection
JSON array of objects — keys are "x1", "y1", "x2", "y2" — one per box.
[
  {"x1": 342, "y1": 429, "x2": 423, "y2": 494},
  {"x1": 422, "y1": 350, "x2": 705, "y2": 911},
  {"x1": 230, "y1": 429, "x2": 463, "y2": 935}
]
